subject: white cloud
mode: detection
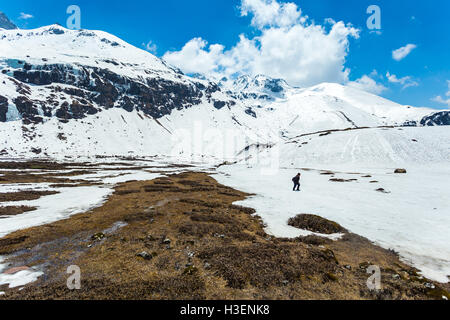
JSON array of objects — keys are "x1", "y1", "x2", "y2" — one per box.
[
  {"x1": 240, "y1": 0, "x2": 303, "y2": 28},
  {"x1": 431, "y1": 80, "x2": 450, "y2": 106},
  {"x1": 432, "y1": 96, "x2": 450, "y2": 106},
  {"x1": 347, "y1": 74, "x2": 387, "y2": 95},
  {"x1": 163, "y1": 0, "x2": 359, "y2": 87},
  {"x1": 18, "y1": 12, "x2": 33, "y2": 20},
  {"x1": 142, "y1": 40, "x2": 157, "y2": 54},
  {"x1": 386, "y1": 72, "x2": 418, "y2": 89},
  {"x1": 392, "y1": 44, "x2": 417, "y2": 61},
  {"x1": 162, "y1": 38, "x2": 226, "y2": 75}
]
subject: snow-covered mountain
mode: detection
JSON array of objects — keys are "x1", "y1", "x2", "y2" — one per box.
[
  {"x1": 0, "y1": 24, "x2": 448, "y2": 159},
  {"x1": 229, "y1": 81, "x2": 448, "y2": 136},
  {"x1": 221, "y1": 74, "x2": 291, "y2": 100},
  {"x1": 0, "y1": 12, "x2": 17, "y2": 30},
  {"x1": 0, "y1": 24, "x2": 236, "y2": 122}
]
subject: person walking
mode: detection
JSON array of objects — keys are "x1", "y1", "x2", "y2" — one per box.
[{"x1": 292, "y1": 173, "x2": 301, "y2": 191}]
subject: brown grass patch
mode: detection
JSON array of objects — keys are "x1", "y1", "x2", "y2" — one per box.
[
  {"x1": 288, "y1": 214, "x2": 347, "y2": 234},
  {"x1": 0, "y1": 236, "x2": 29, "y2": 251},
  {"x1": 198, "y1": 243, "x2": 337, "y2": 289},
  {"x1": 0, "y1": 171, "x2": 443, "y2": 300},
  {"x1": 0, "y1": 206, "x2": 37, "y2": 216},
  {"x1": 0, "y1": 190, "x2": 59, "y2": 202},
  {"x1": 0, "y1": 161, "x2": 70, "y2": 170},
  {"x1": 295, "y1": 234, "x2": 333, "y2": 245}
]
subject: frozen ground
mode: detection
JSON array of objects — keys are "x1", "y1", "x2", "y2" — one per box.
[
  {"x1": 0, "y1": 165, "x2": 172, "y2": 238},
  {"x1": 0, "y1": 143, "x2": 448, "y2": 288},
  {"x1": 0, "y1": 160, "x2": 214, "y2": 289},
  {"x1": 0, "y1": 186, "x2": 113, "y2": 238},
  {"x1": 0, "y1": 257, "x2": 43, "y2": 289},
  {"x1": 215, "y1": 164, "x2": 450, "y2": 283}
]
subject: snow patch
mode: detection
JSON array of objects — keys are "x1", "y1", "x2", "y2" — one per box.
[
  {"x1": 216, "y1": 163, "x2": 450, "y2": 283},
  {"x1": 0, "y1": 257, "x2": 43, "y2": 289},
  {"x1": 0, "y1": 186, "x2": 112, "y2": 237}
]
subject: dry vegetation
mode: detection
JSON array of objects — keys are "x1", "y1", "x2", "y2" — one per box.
[
  {"x1": 0, "y1": 206, "x2": 37, "y2": 216},
  {"x1": 288, "y1": 214, "x2": 347, "y2": 234},
  {"x1": 0, "y1": 190, "x2": 59, "y2": 202},
  {"x1": 0, "y1": 169, "x2": 448, "y2": 300}
]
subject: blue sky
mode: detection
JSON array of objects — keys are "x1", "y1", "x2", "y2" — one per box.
[{"x1": 2, "y1": 0, "x2": 449, "y2": 109}]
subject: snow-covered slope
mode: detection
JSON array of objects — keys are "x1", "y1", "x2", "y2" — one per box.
[
  {"x1": 0, "y1": 25, "x2": 253, "y2": 158},
  {"x1": 221, "y1": 74, "x2": 291, "y2": 100},
  {"x1": 0, "y1": 24, "x2": 448, "y2": 160},
  {"x1": 0, "y1": 101, "x2": 260, "y2": 160},
  {"x1": 0, "y1": 25, "x2": 174, "y2": 78},
  {"x1": 216, "y1": 157, "x2": 450, "y2": 283},
  {"x1": 216, "y1": 125, "x2": 450, "y2": 283},
  {"x1": 241, "y1": 126, "x2": 450, "y2": 168},
  {"x1": 225, "y1": 80, "x2": 448, "y2": 138},
  {"x1": 0, "y1": 12, "x2": 17, "y2": 30}
]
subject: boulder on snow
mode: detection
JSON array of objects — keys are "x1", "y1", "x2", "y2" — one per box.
[{"x1": 394, "y1": 169, "x2": 407, "y2": 174}]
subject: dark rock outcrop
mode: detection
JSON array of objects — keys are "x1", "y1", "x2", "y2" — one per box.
[
  {"x1": 420, "y1": 111, "x2": 450, "y2": 126},
  {"x1": 403, "y1": 111, "x2": 450, "y2": 127},
  {"x1": 6, "y1": 62, "x2": 231, "y2": 123},
  {"x1": 0, "y1": 95, "x2": 8, "y2": 122}
]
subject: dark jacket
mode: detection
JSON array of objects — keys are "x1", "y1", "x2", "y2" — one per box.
[{"x1": 292, "y1": 175, "x2": 300, "y2": 184}]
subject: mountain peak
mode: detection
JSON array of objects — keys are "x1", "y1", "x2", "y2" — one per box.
[
  {"x1": 0, "y1": 11, "x2": 17, "y2": 30},
  {"x1": 232, "y1": 74, "x2": 290, "y2": 95},
  {"x1": 0, "y1": 25, "x2": 171, "y2": 76}
]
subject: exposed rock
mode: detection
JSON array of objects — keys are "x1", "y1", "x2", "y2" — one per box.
[
  {"x1": 136, "y1": 251, "x2": 152, "y2": 260},
  {"x1": 420, "y1": 111, "x2": 450, "y2": 126},
  {"x1": 161, "y1": 238, "x2": 171, "y2": 245},
  {"x1": 91, "y1": 232, "x2": 106, "y2": 241},
  {"x1": 394, "y1": 169, "x2": 407, "y2": 174},
  {"x1": 425, "y1": 282, "x2": 435, "y2": 289},
  {"x1": 0, "y1": 95, "x2": 8, "y2": 122},
  {"x1": 329, "y1": 178, "x2": 357, "y2": 182},
  {"x1": 376, "y1": 188, "x2": 391, "y2": 194},
  {"x1": 3, "y1": 266, "x2": 30, "y2": 274},
  {"x1": 203, "y1": 262, "x2": 211, "y2": 270},
  {"x1": 324, "y1": 272, "x2": 339, "y2": 282},
  {"x1": 7, "y1": 63, "x2": 231, "y2": 124}
]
